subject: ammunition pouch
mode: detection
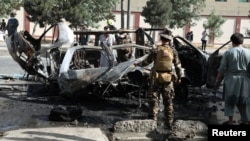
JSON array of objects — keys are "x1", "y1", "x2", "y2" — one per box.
[
  {"x1": 154, "y1": 71, "x2": 177, "y2": 84},
  {"x1": 155, "y1": 72, "x2": 171, "y2": 83}
]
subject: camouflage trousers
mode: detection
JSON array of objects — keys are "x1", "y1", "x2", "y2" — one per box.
[{"x1": 151, "y1": 82, "x2": 175, "y2": 126}]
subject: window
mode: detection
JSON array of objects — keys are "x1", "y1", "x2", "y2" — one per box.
[
  {"x1": 215, "y1": 0, "x2": 227, "y2": 2},
  {"x1": 239, "y1": 0, "x2": 249, "y2": 2}
]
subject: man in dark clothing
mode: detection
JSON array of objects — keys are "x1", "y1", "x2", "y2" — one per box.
[
  {"x1": 6, "y1": 12, "x2": 19, "y2": 37},
  {"x1": 186, "y1": 31, "x2": 193, "y2": 42}
]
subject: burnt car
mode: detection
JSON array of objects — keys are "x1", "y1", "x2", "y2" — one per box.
[
  {"x1": 7, "y1": 21, "x2": 243, "y2": 100},
  {"x1": 5, "y1": 22, "x2": 163, "y2": 98},
  {"x1": 172, "y1": 36, "x2": 209, "y2": 96}
]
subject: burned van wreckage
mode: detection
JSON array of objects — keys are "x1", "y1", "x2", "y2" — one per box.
[{"x1": 6, "y1": 22, "x2": 224, "y2": 99}]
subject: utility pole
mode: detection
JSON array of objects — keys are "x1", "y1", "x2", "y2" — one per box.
[
  {"x1": 127, "y1": 0, "x2": 131, "y2": 29},
  {"x1": 121, "y1": 0, "x2": 124, "y2": 29}
]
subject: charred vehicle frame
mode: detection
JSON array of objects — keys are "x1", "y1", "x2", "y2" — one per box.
[
  {"x1": 7, "y1": 22, "x2": 244, "y2": 101},
  {"x1": 6, "y1": 22, "x2": 162, "y2": 99}
]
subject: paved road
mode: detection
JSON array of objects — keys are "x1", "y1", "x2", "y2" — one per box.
[
  {"x1": 0, "y1": 56, "x2": 25, "y2": 75},
  {"x1": 0, "y1": 40, "x2": 25, "y2": 78}
]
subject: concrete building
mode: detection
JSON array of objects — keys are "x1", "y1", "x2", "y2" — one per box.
[
  {"x1": 197, "y1": 0, "x2": 250, "y2": 45},
  {"x1": 2, "y1": 0, "x2": 250, "y2": 45},
  {"x1": 112, "y1": 0, "x2": 250, "y2": 45}
]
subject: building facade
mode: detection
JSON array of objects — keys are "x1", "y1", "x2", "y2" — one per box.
[{"x1": 112, "y1": 0, "x2": 250, "y2": 45}]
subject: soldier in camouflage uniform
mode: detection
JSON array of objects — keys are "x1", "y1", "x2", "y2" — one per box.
[{"x1": 150, "y1": 29, "x2": 182, "y2": 129}]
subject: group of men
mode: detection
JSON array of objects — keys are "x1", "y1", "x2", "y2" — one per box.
[
  {"x1": 97, "y1": 19, "x2": 134, "y2": 67},
  {"x1": 137, "y1": 27, "x2": 250, "y2": 129},
  {"x1": 2, "y1": 12, "x2": 19, "y2": 38}
]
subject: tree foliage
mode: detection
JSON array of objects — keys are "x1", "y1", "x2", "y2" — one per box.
[
  {"x1": 24, "y1": 0, "x2": 58, "y2": 27},
  {"x1": 0, "y1": 0, "x2": 22, "y2": 17},
  {"x1": 203, "y1": 10, "x2": 225, "y2": 40},
  {"x1": 141, "y1": 0, "x2": 206, "y2": 28},
  {"x1": 169, "y1": 0, "x2": 205, "y2": 28},
  {"x1": 23, "y1": 0, "x2": 118, "y2": 28}
]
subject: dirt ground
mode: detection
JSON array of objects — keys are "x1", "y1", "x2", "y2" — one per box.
[{"x1": 0, "y1": 79, "x2": 237, "y2": 137}]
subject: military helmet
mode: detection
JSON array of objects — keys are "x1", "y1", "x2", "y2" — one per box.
[
  {"x1": 160, "y1": 34, "x2": 173, "y2": 41},
  {"x1": 160, "y1": 28, "x2": 173, "y2": 41}
]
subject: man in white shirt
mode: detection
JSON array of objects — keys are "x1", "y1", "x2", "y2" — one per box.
[{"x1": 99, "y1": 26, "x2": 117, "y2": 67}]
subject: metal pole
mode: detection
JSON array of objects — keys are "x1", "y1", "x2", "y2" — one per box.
[{"x1": 127, "y1": 0, "x2": 131, "y2": 29}]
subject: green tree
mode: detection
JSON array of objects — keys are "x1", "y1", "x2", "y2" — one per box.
[
  {"x1": 24, "y1": 0, "x2": 57, "y2": 27},
  {"x1": 23, "y1": 0, "x2": 118, "y2": 29},
  {"x1": 203, "y1": 10, "x2": 226, "y2": 45},
  {"x1": 141, "y1": 0, "x2": 172, "y2": 28},
  {"x1": 169, "y1": 0, "x2": 205, "y2": 28},
  {"x1": 141, "y1": 0, "x2": 205, "y2": 28},
  {"x1": 0, "y1": 0, "x2": 22, "y2": 17}
]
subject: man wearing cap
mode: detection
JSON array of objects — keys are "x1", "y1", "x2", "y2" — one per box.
[
  {"x1": 6, "y1": 12, "x2": 19, "y2": 37},
  {"x1": 106, "y1": 19, "x2": 117, "y2": 30},
  {"x1": 150, "y1": 29, "x2": 182, "y2": 129}
]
